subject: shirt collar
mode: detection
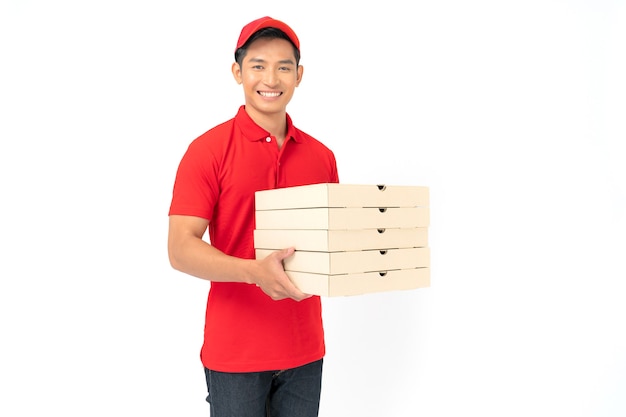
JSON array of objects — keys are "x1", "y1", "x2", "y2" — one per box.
[{"x1": 235, "y1": 105, "x2": 302, "y2": 144}]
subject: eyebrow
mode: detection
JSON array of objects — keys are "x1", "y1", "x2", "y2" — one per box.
[{"x1": 248, "y1": 57, "x2": 296, "y2": 65}]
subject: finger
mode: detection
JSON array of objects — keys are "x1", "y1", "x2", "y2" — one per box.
[
  {"x1": 277, "y1": 247, "x2": 295, "y2": 260},
  {"x1": 292, "y1": 292, "x2": 313, "y2": 302},
  {"x1": 282, "y1": 275, "x2": 311, "y2": 301}
]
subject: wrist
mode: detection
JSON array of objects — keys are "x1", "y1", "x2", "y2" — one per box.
[{"x1": 242, "y1": 258, "x2": 260, "y2": 285}]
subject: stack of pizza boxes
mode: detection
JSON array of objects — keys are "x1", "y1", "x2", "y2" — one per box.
[{"x1": 253, "y1": 183, "x2": 430, "y2": 296}]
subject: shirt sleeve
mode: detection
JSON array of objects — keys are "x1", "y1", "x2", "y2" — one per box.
[{"x1": 168, "y1": 138, "x2": 220, "y2": 220}]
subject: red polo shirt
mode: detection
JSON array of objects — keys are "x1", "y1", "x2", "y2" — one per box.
[{"x1": 169, "y1": 105, "x2": 339, "y2": 372}]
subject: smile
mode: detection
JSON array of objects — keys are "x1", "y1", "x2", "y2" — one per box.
[{"x1": 258, "y1": 91, "x2": 282, "y2": 97}]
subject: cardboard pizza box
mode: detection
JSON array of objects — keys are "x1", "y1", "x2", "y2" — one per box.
[
  {"x1": 256, "y1": 247, "x2": 430, "y2": 275},
  {"x1": 253, "y1": 227, "x2": 428, "y2": 252},
  {"x1": 255, "y1": 183, "x2": 429, "y2": 210},
  {"x1": 285, "y1": 268, "x2": 430, "y2": 297}
]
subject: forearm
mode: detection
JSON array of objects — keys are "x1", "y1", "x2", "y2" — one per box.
[
  {"x1": 167, "y1": 215, "x2": 307, "y2": 300},
  {"x1": 168, "y1": 235, "x2": 257, "y2": 284}
]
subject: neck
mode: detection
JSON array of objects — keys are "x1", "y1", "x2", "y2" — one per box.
[{"x1": 247, "y1": 108, "x2": 288, "y2": 147}]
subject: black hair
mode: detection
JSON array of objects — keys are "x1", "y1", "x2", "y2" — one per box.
[{"x1": 234, "y1": 27, "x2": 300, "y2": 67}]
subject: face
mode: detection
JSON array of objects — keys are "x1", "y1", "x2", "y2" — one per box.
[{"x1": 232, "y1": 37, "x2": 303, "y2": 120}]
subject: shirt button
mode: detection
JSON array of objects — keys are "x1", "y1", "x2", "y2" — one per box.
[{"x1": 265, "y1": 137, "x2": 271, "y2": 142}]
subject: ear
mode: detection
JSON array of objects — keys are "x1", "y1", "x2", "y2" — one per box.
[
  {"x1": 296, "y1": 65, "x2": 304, "y2": 87},
  {"x1": 232, "y1": 62, "x2": 243, "y2": 84}
]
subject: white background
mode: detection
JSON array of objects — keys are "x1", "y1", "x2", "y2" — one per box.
[{"x1": 1, "y1": 1, "x2": 625, "y2": 416}]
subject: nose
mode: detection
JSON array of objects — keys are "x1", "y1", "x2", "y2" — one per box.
[{"x1": 263, "y1": 69, "x2": 279, "y2": 87}]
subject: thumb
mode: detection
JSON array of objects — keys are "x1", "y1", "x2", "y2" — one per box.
[{"x1": 276, "y1": 247, "x2": 295, "y2": 261}]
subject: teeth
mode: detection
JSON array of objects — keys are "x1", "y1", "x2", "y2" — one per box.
[{"x1": 259, "y1": 92, "x2": 281, "y2": 97}]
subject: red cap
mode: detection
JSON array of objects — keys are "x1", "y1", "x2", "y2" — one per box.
[{"x1": 235, "y1": 16, "x2": 300, "y2": 53}]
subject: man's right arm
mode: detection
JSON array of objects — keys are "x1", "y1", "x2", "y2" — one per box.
[{"x1": 167, "y1": 214, "x2": 310, "y2": 301}]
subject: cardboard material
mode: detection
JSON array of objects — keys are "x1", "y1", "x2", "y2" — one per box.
[
  {"x1": 253, "y1": 183, "x2": 431, "y2": 296},
  {"x1": 256, "y1": 247, "x2": 430, "y2": 275},
  {"x1": 255, "y1": 183, "x2": 429, "y2": 210},
  {"x1": 253, "y1": 227, "x2": 428, "y2": 251},
  {"x1": 255, "y1": 206, "x2": 429, "y2": 230},
  {"x1": 285, "y1": 268, "x2": 430, "y2": 297}
]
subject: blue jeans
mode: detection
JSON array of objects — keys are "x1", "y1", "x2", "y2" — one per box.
[{"x1": 204, "y1": 359, "x2": 323, "y2": 417}]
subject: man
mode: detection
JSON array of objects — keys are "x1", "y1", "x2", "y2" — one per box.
[{"x1": 167, "y1": 16, "x2": 339, "y2": 417}]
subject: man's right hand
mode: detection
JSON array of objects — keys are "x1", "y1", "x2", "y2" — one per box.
[{"x1": 254, "y1": 247, "x2": 312, "y2": 301}]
